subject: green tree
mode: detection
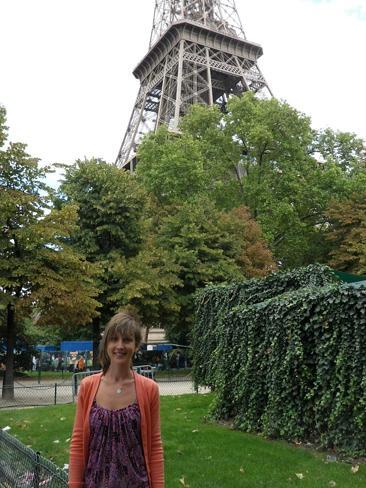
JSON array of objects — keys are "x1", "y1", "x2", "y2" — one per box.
[
  {"x1": 315, "y1": 128, "x2": 366, "y2": 173},
  {"x1": 138, "y1": 94, "x2": 365, "y2": 268},
  {"x1": 136, "y1": 126, "x2": 207, "y2": 206},
  {"x1": 153, "y1": 198, "x2": 275, "y2": 343},
  {"x1": 0, "y1": 109, "x2": 100, "y2": 398},
  {"x1": 192, "y1": 94, "x2": 330, "y2": 267},
  {"x1": 326, "y1": 193, "x2": 366, "y2": 274},
  {"x1": 111, "y1": 237, "x2": 183, "y2": 342},
  {"x1": 57, "y1": 159, "x2": 147, "y2": 363}
]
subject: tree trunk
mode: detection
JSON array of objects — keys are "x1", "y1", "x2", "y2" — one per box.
[
  {"x1": 92, "y1": 317, "x2": 101, "y2": 369},
  {"x1": 2, "y1": 303, "x2": 15, "y2": 400}
]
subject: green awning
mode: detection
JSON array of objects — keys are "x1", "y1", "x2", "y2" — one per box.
[{"x1": 333, "y1": 270, "x2": 366, "y2": 283}]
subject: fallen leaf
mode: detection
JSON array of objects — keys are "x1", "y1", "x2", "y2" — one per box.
[
  {"x1": 179, "y1": 476, "x2": 190, "y2": 487},
  {"x1": 65, "y1": 438, "x2": 70, "y2": 443},
  {"x1": 351, "y1": 465, "x2": 359, "y2": 474},
  {"x1": 191, "y1": 429, "x2": 199, "y2": 433},
  {"x1": 329, "y1": 482, "x2": 336, "y2": 487},
  {"x1": 53, "y1": 440, "x2": 60, "y2": 444},
  {"x1": 295, "y1": 473, "x2": 304, "y2": 479}
]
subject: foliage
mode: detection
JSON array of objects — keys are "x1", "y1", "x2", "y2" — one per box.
[
  {"x1": 57, "y1": 158, "x2": 146, "y2": 260},
  {"x1": 220, "y1": 206, "x2": 276, "y2": 278},
  {"x1": 138, "y1": 94, "x2": 366, "y2": 268},
  {"x1": 0, "y1": 106, "x2": 8, "y2": 148},
  {"x1": 315, "y1": 128, "x2": 366, "y2": 173},
  {"x1": 0, "y1": 109, "x2": 100, "y2": 396},
  {"x1": 142, "y1": 94, "x2": 319, "y2": 266},
  {"x1": 110, "y1": 237, "x2": 183, "y2": 337},
  {"x1": 326, "y1": 192, "x2": 366, "y2": 274},
  {"x1": 136, "y1": 127, "x2": 207, "y2": 206},
  {"x1": 0, "y1": 184, "x2": 99, "y2": 327},
  {"x1": 56, "y1": 158, "x2": 148, "y2": 361},
  {"x1": 193, "y1": 264, "x2": 366, "y2": 455},
  {"x1": 192, "y1": 264, "x2": 337, "y2": 388},
  {"x1": 153, "y1": 198, "x2": 272, "y2": 343}
]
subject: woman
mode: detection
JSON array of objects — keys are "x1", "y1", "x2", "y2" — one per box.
[{"x1": 69, "y1": 312, "x2": 164, "y2": 488}]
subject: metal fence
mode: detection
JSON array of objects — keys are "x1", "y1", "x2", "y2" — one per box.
[
  {"x1": 0, "y1": 368, "x2": 207, "y2": 409},
  {"x1": 72, "y1": 365, "x2": 156, "y2": 397},
  {"x1": 0, "y1": 379, "x2": 74, "y2": 409},
  {"x1": 0, "y1": 428, "x2": 68, "y2": 487}
]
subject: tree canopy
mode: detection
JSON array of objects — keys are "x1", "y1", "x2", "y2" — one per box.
[
  {"x1": 0, "y1": 108, "x2": 100, "y2": 397},
  {"x1": 326, "y1": 192, "x2": 366, "y2": 274},
  {"x1": 2, "y1": 90, "x2": 366, "y2": 358},
  {"x1": 137, "y1": 92, "x2": 366, "y2": 269}
]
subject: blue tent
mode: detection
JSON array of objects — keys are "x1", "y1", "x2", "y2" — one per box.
[{"x1": 60, "y1": 341, "x2": 93, "y2": 352}]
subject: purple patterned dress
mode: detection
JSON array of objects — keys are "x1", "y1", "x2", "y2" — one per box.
[{"x1": 84, "y1": 401, "x2": 150, "y2": 488}]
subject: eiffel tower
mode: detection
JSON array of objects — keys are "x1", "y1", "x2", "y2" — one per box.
[{"x1": 116, "y1": 0, "x2": 272, "y2": 170}]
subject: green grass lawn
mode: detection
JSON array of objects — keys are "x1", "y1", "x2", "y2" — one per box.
[{"x1": 0, "y1": 394, "x2": 364, "y2": 487}]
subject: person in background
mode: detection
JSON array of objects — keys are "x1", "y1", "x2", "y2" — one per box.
[
  {"x1": 175, "y1": 351, "x2": 181, "y2": 370},
  {"x1": 69, "y1": 311, "x2": 164, "y2": 488},
  {"x1": 57, "y1": 356, "x2": 64, "y2": 373},
  {"x1": 77, "y1": 355, "x2": 85, "y2": 372}
]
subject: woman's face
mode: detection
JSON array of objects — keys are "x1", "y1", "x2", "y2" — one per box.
[{"x1": 106, "y1": 332, "x2": 137, "y2": 366}]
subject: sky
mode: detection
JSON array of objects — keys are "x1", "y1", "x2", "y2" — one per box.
[{"x1": 1, "y1": 0, "x2": 365, "y2": 187}]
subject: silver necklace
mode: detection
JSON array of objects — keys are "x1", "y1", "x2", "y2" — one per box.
[{"x1": 102, "y1": 376, "x2": 130, "y2": 395}]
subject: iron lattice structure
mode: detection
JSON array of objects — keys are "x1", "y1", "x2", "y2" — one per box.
[{"x1": 116, "y1": 0, "x2": 272, "y2": 170}]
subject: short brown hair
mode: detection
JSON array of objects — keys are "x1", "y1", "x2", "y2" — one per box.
[{"x1": 98, "y1": 311, "x2": 142, "y2": 373}]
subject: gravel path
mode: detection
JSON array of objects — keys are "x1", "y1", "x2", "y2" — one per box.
[{"x1": 0, "y1": 378, "x2": 209, "y2": 409}]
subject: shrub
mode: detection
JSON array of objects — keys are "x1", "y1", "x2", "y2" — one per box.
[{"x1": 193, "y1": 265, "x2": 366, "y2": 455}]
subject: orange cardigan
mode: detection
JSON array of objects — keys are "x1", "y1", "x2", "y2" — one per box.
[{"x1": 69, "y1": 372, "x2": 164, "y2": 487}]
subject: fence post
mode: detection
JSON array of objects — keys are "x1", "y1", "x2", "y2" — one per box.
[
  {"x1": 33, "y1": 451, "x2": 40, "y2": 488},
  {"x1": 73, "y1": 373, "x2": 78, "y2": 400},
  {"x1": 54, "y1": 383, "x2": 57, "y2": 405}
]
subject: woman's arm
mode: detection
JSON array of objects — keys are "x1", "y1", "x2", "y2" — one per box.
[
  {"x1": 149, "y1": 383, "x2": 164, "y2": 487},
  {"x1": 68, "y1": 381, "x2": 86, "y2": 488}
]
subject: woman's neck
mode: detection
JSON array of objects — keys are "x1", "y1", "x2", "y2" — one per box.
[{"x1": 104, "y1": 365, "x2": 133, "y2": 383}]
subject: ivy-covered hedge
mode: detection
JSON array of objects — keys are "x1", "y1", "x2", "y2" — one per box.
[
  {"x1": 193, "y1": 264, "x2": 338, "y2": 388},
  {"x1": 192, "y1": 265, "x2": 366, "y2": 455}
]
